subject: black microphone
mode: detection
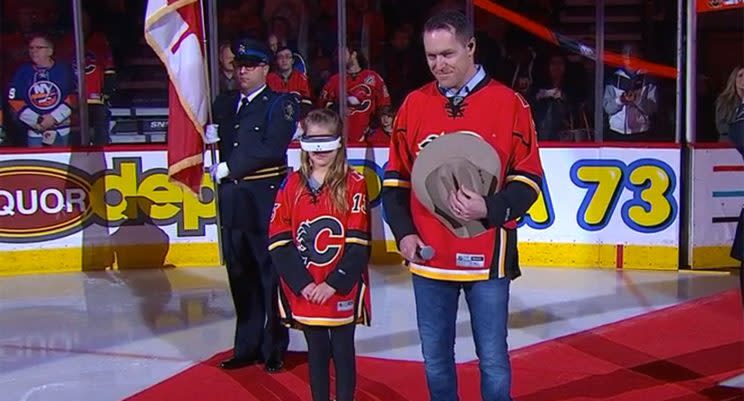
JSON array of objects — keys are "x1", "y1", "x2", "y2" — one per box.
[{"x1": 417, "y1": 245, "x2": 435, "y2": 261}]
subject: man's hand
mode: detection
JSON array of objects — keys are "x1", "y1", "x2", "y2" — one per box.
[
  {"x1": 209, "y1": 162, "x2": 229, "y2": 183},
  {"x1": 38, "y1": 114, "x2": 56, "y2": 130},
  {"x1": 301, "y1": 283, "x2": 317, "y2": 301},
  {"x1": 449, "y1": 186, "x2": 487, "y2": 221},
  {"x1": 399, "y1": 234, "x2": 426, "y2": 263},
  {"x1": 310, "y1": 282, "x2": 336, "y2": 304},
  {"x1": 205, "y1": 124, "x2": 220, "y2": 144}
]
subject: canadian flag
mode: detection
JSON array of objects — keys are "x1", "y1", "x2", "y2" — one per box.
[{"x1": 144, "y1": 0, "x2": 208, "y2": 195}]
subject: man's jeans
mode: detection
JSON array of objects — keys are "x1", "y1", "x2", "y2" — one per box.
[{"x1": 412, "y1": 274, "x2": 512, "y2": 401}]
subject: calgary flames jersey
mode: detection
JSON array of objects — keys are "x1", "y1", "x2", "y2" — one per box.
[
  {"x1": 58, "y1": 32, "x2": 115, "y2": 104},
  {"x1": 318, "y1": 69, "x2": 390, "y2": 143},
  {"x1": 269, "y1": 169, "x2": 371, "y2": 327},
  {"x1": 267, "y1": 70, "x2": 312, "y2": 104},
  {"x1": 383, "y1": 79, "x2": 543, "y2": 282}
]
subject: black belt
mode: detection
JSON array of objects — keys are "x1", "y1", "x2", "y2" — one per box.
[{"x1": 242, "y1": 165, "x2": 289, "y2": 181}]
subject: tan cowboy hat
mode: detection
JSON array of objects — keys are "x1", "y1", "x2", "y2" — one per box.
[{"x1": 411, "y1": 132, "x2": 502, "y2": 238}]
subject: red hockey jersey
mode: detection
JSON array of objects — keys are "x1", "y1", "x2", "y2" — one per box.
[
  {"x1": 384, "y1": 79, "x2": 543, "y2": 282},
  {"x1": 318, "y1": 69, "x2": 390, "y2": 143},
  {"x1": 267, "y1": 70, "x2": 312, "y2": 105},
  {"x1": 269, "y1": 169, "x2": 371, "y2": 327},
  {"x1": 58, "y1": 32, "x2": 115, "y2": 104}
]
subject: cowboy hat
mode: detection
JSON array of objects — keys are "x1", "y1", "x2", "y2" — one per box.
[{"x1": 411, "y1": 132, "x2": 502, "y2": 238}]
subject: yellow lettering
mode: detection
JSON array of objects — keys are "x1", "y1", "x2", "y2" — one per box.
[
  {"x1": 626, "y1": 165, "x2": 672, "y2": 229},
  {"x1": 91, "y1": 161, "x2": 139, "y2": 222},
  {"x1": 181, "y1": 172, "x2": 217, "y2": 232},
  {"x1": 576, "y1": 165, "x2": 623, "y2": 226},
  {"x1": 138, "y1": 173, "x2": 181, "y2": 221}
]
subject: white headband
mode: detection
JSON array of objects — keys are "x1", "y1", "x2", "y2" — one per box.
[{"x1": 299, "y1": 135, "x2": 341, "y2": 152}]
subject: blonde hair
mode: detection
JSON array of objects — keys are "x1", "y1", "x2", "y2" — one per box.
[
  {"x1": 715, "y1": 66, "x2": 744, "y2": 129},
  {"x1": 298, "y1": 109, "x2": 349, "y2": 213}
]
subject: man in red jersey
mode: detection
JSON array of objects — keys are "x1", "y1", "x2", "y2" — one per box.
[
  {"x1": 267, "y1": 46, "x2": 312, "y2": 115},
  {"x1": 318, "y1": 45, "x2": 390, "y2": 143},
  {"x1": 382, "y1": 11, "x2": 543, "y2": 401},
  {"x1": 58, "y1": 9, "x2": 116, "y2": 145}
]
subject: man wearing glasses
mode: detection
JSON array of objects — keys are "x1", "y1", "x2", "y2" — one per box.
[{"x1": 207, "y1": 38, "x2": 300, "y2": 373}]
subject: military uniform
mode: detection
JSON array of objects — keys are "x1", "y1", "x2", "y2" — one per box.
[{"x1": 211, "y1": 39, "x2": 300, "y2": 370}]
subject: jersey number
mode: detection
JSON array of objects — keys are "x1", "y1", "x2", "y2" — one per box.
[{"x1": 351, "y1": 193, "x2": 366, "y2": 214}]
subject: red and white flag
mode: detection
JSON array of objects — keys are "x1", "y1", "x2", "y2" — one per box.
[{"x1": 144, "y1": 0, "x2": 208, "y2": 195}]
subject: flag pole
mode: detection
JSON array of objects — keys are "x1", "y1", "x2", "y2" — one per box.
[{"x1": 199, "y1": 0, "x2": 225, "y2": 266}]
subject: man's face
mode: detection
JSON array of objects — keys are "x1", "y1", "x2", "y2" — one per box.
[
  {"x1": 268, "y1": 35, "x2": 279, "y2": 53},
  {"x1": 220, "y1": 47, "x2": 235, "y2": 72},
  {"x1": 29, "y1": 37, "x2": 53, "y2": 66},
  {"x1": 275, "y1": 49, "x2": 293, "y2": 72},
  {"x1": 423, "y1": 28, "x2": 474, "y2": 89},
  {"x1": 235, "y1": 61, "x2": 269, "y2": 92}
]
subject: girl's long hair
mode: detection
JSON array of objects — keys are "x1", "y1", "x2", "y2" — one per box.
[
  {"x1": 298, "y1": 109, "x2": 349, "y2": 213},
  {"x1": 715, "y1": 66, "x2": 744, "y2": 126}
]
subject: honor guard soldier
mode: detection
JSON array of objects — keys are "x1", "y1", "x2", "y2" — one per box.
[{"x1": 206, "y1": 38, "x2": 300, "y2": 373}]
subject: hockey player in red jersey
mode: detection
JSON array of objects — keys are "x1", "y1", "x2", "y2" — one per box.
[
  {"x1": 382, "y1": 11, "x2": 543, "y2": 401},
  {"x1": 318, "y1": 45, "x2": 390, "y2": 143},
  {"x1": 269, "y1": 109, "x2": 370, "y2": 401},
  {"x1": 267, "y1": 46, "x2": 313, "y2": 115}
]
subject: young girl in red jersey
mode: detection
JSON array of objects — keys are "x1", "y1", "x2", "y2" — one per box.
[{"x1": 269, "y1": 109, "x2": 371, "y2": 401}]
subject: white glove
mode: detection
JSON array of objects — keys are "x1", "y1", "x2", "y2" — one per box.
[
  {"x1": 209, "y1": 162, "x2": 230, "y2": 183},
  {"x1": 347, "y1": 95, "x2": 361, "y2": 106},
  {"x1": 205, "y1": 124, "x2": 220, "y2": 144}
]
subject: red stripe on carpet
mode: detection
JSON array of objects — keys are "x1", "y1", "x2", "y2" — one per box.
[{"x1": 126, "y1": 290, "x2": 744, "y2": 401}]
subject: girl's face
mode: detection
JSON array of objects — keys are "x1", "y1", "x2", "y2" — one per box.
[
  {"x1": 736, "y1": 68, "x2": 744, "y2": 95},
  {"x1": 306, "y1": 123, "x2": 339, "y2": 169}
]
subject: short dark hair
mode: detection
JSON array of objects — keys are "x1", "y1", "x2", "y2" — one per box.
[{"x1": 423, "y1": 10, "x2": 473, "y2": 45}]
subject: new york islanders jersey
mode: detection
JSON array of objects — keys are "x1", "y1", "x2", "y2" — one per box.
[
  {"x1": 318, "y1": 69, "x2": 390, "y2": 143},
  {"x1": 383, "y1": 79, "x2": 543, "y2": 281},
  {"x1": 267, "y1": 70, "x2": 312, "y2": 106},
  {"x1": 7, "y1": 62, "x2": 77, "y2": 138},
  {"x1": 269, "y1": 169, "x2": 371, "y2": 327},
  {"x1": 58, "y1": 32, "x2": 115, "y2": 104}
]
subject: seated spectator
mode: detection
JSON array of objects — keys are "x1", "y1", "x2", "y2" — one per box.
[
  {"x1": 267, "y1": 33, "x2": 306, "y2": 73},
  {"x1": 218, "y1": 42, "x2": 237, "y2": 92},
  {"x1": 267, "y1": 46, "x2": 313, "y2": 115},
  {"x1": 602, "y1": 43, "x2": 659, "y2": 141},
  {"x1": 531, "y1": 53, "x2": 575, "y2": 141},
  {"x1": 318, "y1": 44, "x2": 391, "y2": 143},
  {"x1": 715, "y1": 66, "x2": 744, "y2": 140},
  {"x1": 7, "y1": 35, "x2": 77, "y2": 147}
]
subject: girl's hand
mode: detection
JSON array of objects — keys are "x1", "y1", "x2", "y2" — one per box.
[{"x1": 309, "y1": 282, "x2": 336, "y2": 304}]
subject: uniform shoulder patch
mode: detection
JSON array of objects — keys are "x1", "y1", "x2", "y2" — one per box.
[{"x1": 283, "y1": 99, "x2": 296, "y2": 121}]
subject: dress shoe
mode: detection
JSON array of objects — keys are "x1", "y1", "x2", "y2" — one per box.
[
  {"x1": 264, "y1": 355, "x2": 284, "y2": 373},
  {"x1": 219, "y1": 356, "x2": 262, "y2": 370}
]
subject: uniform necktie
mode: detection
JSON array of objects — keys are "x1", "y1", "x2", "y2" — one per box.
[{"x1": 236, "y1": 96, "x2": 248, "y2": 115}]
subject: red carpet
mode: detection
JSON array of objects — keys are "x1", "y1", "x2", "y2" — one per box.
[{"x1": 127, "y1": 290, "x2": 744, "y2": 401}]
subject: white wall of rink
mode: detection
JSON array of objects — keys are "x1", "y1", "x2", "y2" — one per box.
[{"x1": 0, "y1": 145, "x2": 739, "y2": 272}]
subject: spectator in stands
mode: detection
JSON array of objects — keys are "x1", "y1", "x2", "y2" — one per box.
[
  {"x1": 348, "y1": 0, "x2": 386, "y2": 61},
  {"x1": 375, "y1": 23, "x2": 427, "y2": 107},
  {"x1": 267, "y1": 46, "x2": 313, "y2": 115},
  {"x1": 532, "y1": 53, "x2": 574, "y2": 141},
  {"x1": 58, "y1": 9, "x2": 116, "y2": 145},
  {"x1": 602, "y1": 43, "x2": 659, "y2": 141},
  {"x1": 318, "y1": 44, "x2": 391, "y2": 143},
  {"x1": 715, "y1": 66, "x2": 744, "y2": 140},
  {"x1": 365, "y1": 104, "x2": 394, "y2": 146},
  {"x1": 7, "y1": 35, "x2": 77, "y2": 147},
  {"x1": 219, "y1": 42, "x2": 237, "y2": 92}
]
